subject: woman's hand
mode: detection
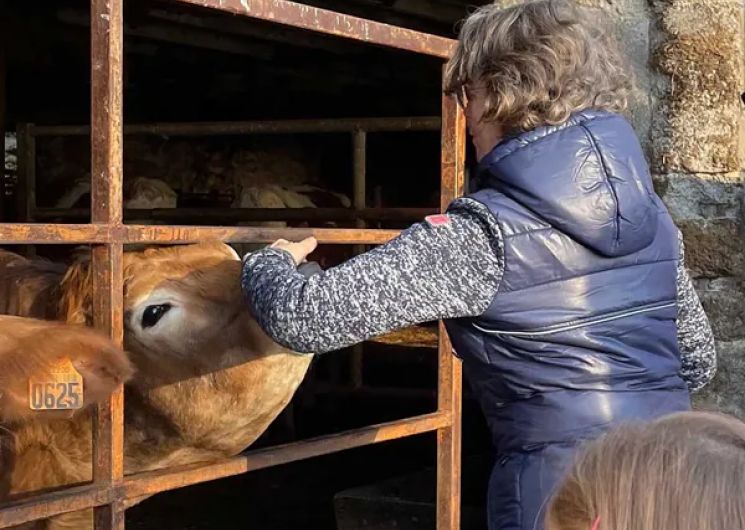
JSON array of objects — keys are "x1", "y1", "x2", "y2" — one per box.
[{"x1": 270, "y1": 237, "x2": 318, "y2": 265}]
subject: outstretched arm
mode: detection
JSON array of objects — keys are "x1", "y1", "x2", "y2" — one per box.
[{"x1": 241, "y1": 199, "x2": 504, "y2": 354}]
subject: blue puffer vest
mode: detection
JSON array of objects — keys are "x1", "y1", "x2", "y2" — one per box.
[{"x1": 444, "y1": 110, "x2": 690, "y2": 528}]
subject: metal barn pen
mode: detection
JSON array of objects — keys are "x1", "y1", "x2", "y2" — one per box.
[{"x1": 0, "y1": 1, "x2": 466, "y2": 529}]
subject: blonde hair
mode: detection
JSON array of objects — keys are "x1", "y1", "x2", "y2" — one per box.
[
  {"x1": 444, "y1": 0, "x2": 634, "y2": 132},
  {"x1": 547, "y1": 411, "x2": 745, "y2": 530}
]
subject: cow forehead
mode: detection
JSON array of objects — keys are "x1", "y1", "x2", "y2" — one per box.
[{"x1": 122, "y1": 242, "x2": 239, "y2": 305}]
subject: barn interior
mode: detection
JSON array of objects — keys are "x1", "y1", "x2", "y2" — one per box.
[{"x1": 1, "y1": 1, "x2": 492, "y2": 528}]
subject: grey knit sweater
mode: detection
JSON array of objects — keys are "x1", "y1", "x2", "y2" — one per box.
[{"x1": 241, "y1": 198, "x2": 717, "y2": 393}]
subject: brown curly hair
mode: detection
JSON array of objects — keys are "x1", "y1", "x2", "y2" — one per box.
[{"x1": 444, "y1": 0, "x2": 635, "y2": 132}]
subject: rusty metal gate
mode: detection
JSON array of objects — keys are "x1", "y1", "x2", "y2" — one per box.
[{"x1": 0, "y1": 1, "x2": 465, "y2": 528}]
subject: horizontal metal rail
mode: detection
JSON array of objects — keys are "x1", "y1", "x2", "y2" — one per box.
[
  {"x1": 175, "y1": 0, "x2": 455, "y2": 58},
  {"x1": 0, "y1": 223, "x2": 401, "y2": 245},
  {"x1": 28, "y1": 116, "x2": 442, "y2": 137},
  {"x1": 0, "y1": 412, "x2": 449, "y2": 528},
  {"x1": 31, "y1": 207, "x2": 438, "y2": 223}
]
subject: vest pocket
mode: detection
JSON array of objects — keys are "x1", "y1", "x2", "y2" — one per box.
[{"x1": 473, "y1": 300, "x2": 676, "y2": 337}]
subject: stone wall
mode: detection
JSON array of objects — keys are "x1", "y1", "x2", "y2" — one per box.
[
  {"x1": 549, "y1": 0, "x2": 745, "y2": 415},
  {"x1": 622, "y1": 0, "x2": 745, "y2": 415},
  {"x1": 647, "y1": 0, "x2": 745, "y2": 416}
]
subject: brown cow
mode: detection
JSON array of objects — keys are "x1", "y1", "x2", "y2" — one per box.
[{"x1": 0, "y1": 241, "x2": 312, "y2": 529}]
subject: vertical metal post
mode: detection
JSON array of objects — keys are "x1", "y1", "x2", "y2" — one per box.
[
  {"x1": 436, "y1": 73, "x2": 465, "y2": 530},
  {"x1": 351, "y1": 130, "x2": 367, "y2": 388},
  {"x1": 0, "y1": 47, "x2": 5, "y2": 221},
  {"x1": 15, "y1": 124, "x2": 36, "y2": 256},
  {"x1": 91, "y1": 0, "x2": 125, "y2": 528}
]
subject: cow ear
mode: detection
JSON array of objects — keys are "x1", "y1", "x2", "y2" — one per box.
[
  {"x1": 58, "y1": 253, "x2": 93, "y2": 326},
  {"x1": 0, "y1": 315, "x2": 134, "y2": 422}
]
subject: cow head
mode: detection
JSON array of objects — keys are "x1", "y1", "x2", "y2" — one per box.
[{"x1": 58, "y1": 241, "x2": 289, "y2": 385}]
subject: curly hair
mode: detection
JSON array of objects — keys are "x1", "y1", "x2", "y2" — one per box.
[{"x1": 444, "y1": 0, "x2": 635, "y2": 132}]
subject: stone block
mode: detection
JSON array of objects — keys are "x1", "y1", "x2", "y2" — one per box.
[
  {"x1": 649, "y1": 0, "x2": 744, "y2": 173},
  {"x1": 693, "y1": 340, "x2": 745, "y2": 419},
  {"x1": 654, "y1": 173, "x2": 743, "y2": 221},
  {"x1": 696, "y1": 278, "x2": 745, "y2": 341},
  {"x1": 678, "y1": 219, "x2": 745, "y2": 278}
]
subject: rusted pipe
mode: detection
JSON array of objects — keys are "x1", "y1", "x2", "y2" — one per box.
[
  {"x1": 173, "y1": 0, "x2": 455, "y2": 59},
  {"x1": 31, "y1": 207, "x2": 437, "y2": 223},
  {"x1": 29, "y1": 116, "x2": 442, "y2": 137}
]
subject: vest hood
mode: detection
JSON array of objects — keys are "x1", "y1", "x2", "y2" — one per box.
[{"x1": 477, "y1": 110, "x2": 658, "y2": 257}]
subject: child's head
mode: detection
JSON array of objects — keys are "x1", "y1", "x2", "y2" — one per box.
[
  {"x1": 444, "y1": 0, "x2": 634, "y2": 159},
  {"x1": 547, "y1": 411, "x2": 745, "y2": 530}
]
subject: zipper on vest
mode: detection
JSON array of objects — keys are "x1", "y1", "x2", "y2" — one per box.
[{"x1": 473, "y1": 301, "x2": 676, "y2": 337}]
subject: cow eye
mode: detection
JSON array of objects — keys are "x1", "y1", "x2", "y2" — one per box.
[{"x1": 141, "y1": 304, "x2": 171, "y2": 329}]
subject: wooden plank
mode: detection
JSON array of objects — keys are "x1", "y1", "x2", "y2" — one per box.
[
  {"x1": 436, "y1": 79, "x2": 465, "y2": 530},
  {"x1": 90, "y1": 0, "x2": 124, "y2": 528},
  {"x1": 0, "y1": 412, "x2": 450, "y2": 528},
  {"x1": 174, "y1": 0, "x2": 455, "y2": 59},
  {"x1": 29, "y1": 116, "x2": 442, "y2": 137}
]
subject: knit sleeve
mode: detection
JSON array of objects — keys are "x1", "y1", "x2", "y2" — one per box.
[
  {"x1": 676, "y1": 232, "x2": 717, "y2": 393},
  {"x1": 240, "y1": 198, "x2": 504, "y2": 354}
]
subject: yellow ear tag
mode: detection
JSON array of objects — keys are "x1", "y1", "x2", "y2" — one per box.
[{"x1": 28, "y1": 358, "x2": 84, "y2": 411}]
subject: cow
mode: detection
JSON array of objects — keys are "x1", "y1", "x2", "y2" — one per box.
[
  {"x1": 0, "y1": 241, "x2": 313, "y2": 530},
  {"x1": 0, "y1": 315, "x2": 133, "y2": 424}
]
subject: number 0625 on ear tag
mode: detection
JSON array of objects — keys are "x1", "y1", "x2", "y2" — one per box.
[{"x1": 28, "y1": 358, "x2": 84, "y2": 411}]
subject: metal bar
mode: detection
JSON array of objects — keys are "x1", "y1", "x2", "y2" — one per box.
[
  {"x1": 14, "y1": 124, "x2": 36, "y2": 223},
  {"x1": 0, "y1": 223, "x2": 111, "y2": 243},
  {"x1": 91, "y1": 0, "x2": 124, "y2": 227},
  {"x1": 0, "y1": 223, "x2": 401, "y2": 245},
  {"x1": 29, "y1": 117, "x2": 442, "y2": 137},
  {"x1": 122, "y1": 412, "x2": 450, "y2": 499},
  {"x1": 121, "y1": 224, "x2": 401, "y2": 244},
  {"x1": 94, "y1": 503, "x2": 125, "y2": 530},
  {"x1": 173, "y1": 0, "x2": 455, "y2": 59},
  {"x1": 0, "y1": 48, "x2": 4, "y2": 222},
  {"x1": 91, "y1": 245, "x2": 125, "y2": 482},
  {"x1": 0, "y1": 412, "x2": 450, "y2": 528},
  {"x1": 31, "y1": 207, "x2": 438, "y2": 222},
  {"x1": 90, "y1": 0, "x2": 124, "y2": 528},
  {"x1": 351, "y1": 130, "x2": 367, "y2": 389},
  {"x1": 0, "y1": 483, "x2": 116, "y2": 529},
  {"x1": 15, "y1": 125, "x2": 37, "y2": 257},
  {"x1": 13, "y1": 126, "x2": 28, "y2": 223},
  {"x1": 353, "y1": 132, "x2": 367, "y2": 218},
  {"x1": 436, "y1": 79, "x2": 465, "y2": 530}
]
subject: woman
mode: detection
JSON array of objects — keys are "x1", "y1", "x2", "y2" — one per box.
[
  {"x1": 547, "y1": 411, "x2": 745, "y2": 530},
  {"x1": 240, "y1": 1, "x2": 717, "y2": 528}
]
